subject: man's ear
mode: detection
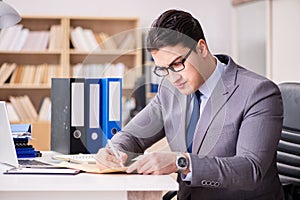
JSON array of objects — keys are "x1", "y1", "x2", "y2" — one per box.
[{"x1": 197, "y1": 39, "x2": 208, "y2": 56}]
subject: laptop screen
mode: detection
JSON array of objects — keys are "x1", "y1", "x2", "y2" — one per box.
[{"x1": 0, "y1": 101, "x2": 19, "y2": 168}]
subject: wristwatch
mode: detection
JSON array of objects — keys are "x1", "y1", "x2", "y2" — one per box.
[{"x1": 176, "y1": 153, "x2": 189, "y2": 173}]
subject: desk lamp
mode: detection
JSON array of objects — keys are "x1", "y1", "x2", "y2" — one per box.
[{"x1": 0, "y1": 0, "x2": 21, "y2": 28}]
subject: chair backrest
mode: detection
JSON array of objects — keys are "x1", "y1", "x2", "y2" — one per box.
[{"x1": 277, "y1": 82, "x2": 300, "y2": 185}]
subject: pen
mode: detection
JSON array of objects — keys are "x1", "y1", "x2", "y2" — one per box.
[{"x1": 107, "y1": 139, "x2": 125, "y2": 168}]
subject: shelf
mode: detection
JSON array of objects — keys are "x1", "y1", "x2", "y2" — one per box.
[
  {"x1": 0, "y1": 84, "x2": 51, "y2": 89},
  {"x1": 0, "y1": 53, "x2": 61, "y2": 65},
  {"x1": 0, "y1": 15, "x2": 142, "y2": 137},
  {"x1": 0, "y1": 50, "x2": 61, "y2": 54},
  {"x1": 70, "y1": 54, "x2": 138, "y2": 67},
  {"x1": 0, "y1": 15, "x2": 141, "y2": 88},
  {"x1": 0, "y1": 88, "x2": 50, "y2": 110},
  {"x1": 69, "y1": 49, "x2": 138, "y2": 55}
]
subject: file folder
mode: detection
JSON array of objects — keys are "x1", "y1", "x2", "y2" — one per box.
[
  {"x1": 101, "y1": 78, "x2": 122, "y2": 146},
  {"x1": 51, "y1": 78, "x2": 88, "y2": 154},
  {"x1": 51, "y1": 78, "x2": 122, "y2": 153},
  {"x1": 70, "y1": 78, "x2": 87, "y2": 153},
  {"x1": 85, "y1": 78, "x2": 102, "y2": 153}
]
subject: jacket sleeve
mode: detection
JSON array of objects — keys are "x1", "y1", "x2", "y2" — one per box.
[{"x1": 111, "y1": 87, "x2": 166, "y2": 154}]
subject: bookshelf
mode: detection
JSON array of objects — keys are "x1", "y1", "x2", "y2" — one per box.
[
  {"x1": 68, "y1": 17, "x2": 142, "y2": 96},
  {"x1": 0, "y1": 16, "x2": 142, "y2": 150}
]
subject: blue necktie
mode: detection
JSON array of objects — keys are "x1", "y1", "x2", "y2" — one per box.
[{"x1": 187, "y1": 90, "x2": 202, "y2": 153}]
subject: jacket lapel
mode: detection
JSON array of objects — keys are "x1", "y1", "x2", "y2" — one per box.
[
  {"x1": 192, "y1": 55, "x2": 239, "y2": 154},
  {"x1": 194, "y1": 83, "x2": 238, "y2": 154}
]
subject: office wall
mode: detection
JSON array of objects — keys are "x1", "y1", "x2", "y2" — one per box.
[
  {"x1": 6, "y1": 0, "x2": 232, "y2": 55},
  {"x1": 232, "y1": 1, "x2": 268, "y2": 77},
  {"x1": 232, "y1": 0, "x2": 300, "y2": 83},
  {"x1": 272, "y1": 0, "x2": 300, "y2": 83}
]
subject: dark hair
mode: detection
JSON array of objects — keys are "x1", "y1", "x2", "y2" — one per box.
[{"x1": 146, "y1": 9, "x2": 206, "y2": 52}]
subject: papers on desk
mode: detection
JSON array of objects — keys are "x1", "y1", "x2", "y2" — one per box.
[
  {"x1": 2, "y1": 151, "x2": 142, "y2": 175},
  {"x1": 2, "y1": 159, "x2": 123, "y2": 175},
  {"x1": 56, "y1": 161, "x2": 127, "y2": 174},
  {"x1": 52, "y1": 154, "x2": 96, "y2": 164},
  {"x1": 51, "y1": 153, "x2": 144, "y2": 174},
  {"x1": 4, "y1": 167, "x2": 80, "y2": 175}
]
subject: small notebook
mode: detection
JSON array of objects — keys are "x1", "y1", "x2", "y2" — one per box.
[{"x1": 52, "y1": 154, "x2": 96, "y2": 164}]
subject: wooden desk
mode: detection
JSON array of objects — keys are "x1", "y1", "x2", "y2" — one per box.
[{"x1": 0, "y1": 164, "x2": 178, "y2": 200}]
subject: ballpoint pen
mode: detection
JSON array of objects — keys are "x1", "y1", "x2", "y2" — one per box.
[{"x1": 107, "y1": 139, "x2": 125, "y2": 168}]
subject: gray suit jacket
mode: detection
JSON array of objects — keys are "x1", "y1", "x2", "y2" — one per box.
[{"x1": 112, "y1": 55, "x2": 284, "y2": 200}]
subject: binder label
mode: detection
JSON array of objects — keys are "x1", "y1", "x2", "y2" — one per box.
[
  {"x1": 89, "y1": 84, "x2": 100, "y2": 128},
  {"x1": 109, "y1": 81, "x2": 121, "y2": 121},
  {"x1": 71, "y1": 82, "x2": 84, "y2": 126}
]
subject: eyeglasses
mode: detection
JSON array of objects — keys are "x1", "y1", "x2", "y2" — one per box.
[{"x1": 153, "y1": 46, "x2": 195, "y2": 77}]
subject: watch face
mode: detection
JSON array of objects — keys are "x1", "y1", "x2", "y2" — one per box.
[{"x1": 178, "y1": 157, "x2": 187, "y2": 167}]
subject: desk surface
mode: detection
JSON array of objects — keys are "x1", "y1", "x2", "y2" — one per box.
[
  {"x1": 0, "y1": 165, "x2": 178, "y2": 191},
  {"x1": 0, "y1": 160, "x2": 178, "y2": 200}
]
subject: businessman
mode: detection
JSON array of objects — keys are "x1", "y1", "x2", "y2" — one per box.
[{"x1": 96, "y1": 9, "x2": 284, "y2": 200}]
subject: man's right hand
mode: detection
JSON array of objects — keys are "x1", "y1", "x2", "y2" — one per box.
[{"x1": 95, "y1": 148, "x2": 128, "y2": 170}]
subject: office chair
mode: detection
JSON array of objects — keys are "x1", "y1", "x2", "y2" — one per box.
[
  {"x1": 277, "y1": 82, "x2": 300, "y2": 200},
  {"x1": 130, "y1": 75, "x2": 146, "y2": 117},
  {"x1": 124, "y1": 75, "x2": 146, "y2": 124},
  {"x1": 163, "y1": 190, "x2": 177, "y2": 200}
]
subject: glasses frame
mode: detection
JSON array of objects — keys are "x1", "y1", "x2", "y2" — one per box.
[{"x1": 153, "y1": 45, "x2": 195, "y2": 77}]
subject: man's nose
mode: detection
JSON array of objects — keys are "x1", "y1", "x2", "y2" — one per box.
[{"x1": 168, "y1": 70, "x2": 181, "y2": 83}]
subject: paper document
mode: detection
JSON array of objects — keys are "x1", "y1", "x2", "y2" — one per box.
[{"x1": 56, "y1": 161, "x2": 127, "y2": 174}]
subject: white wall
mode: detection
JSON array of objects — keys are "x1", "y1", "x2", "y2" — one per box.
[
  {"x1": 272, "y1": 0, "x2": 300, "y2": 83},
  {"x1": 6, "y1": 0, "x2": 232, "y2": 55},
  {"x1": 232, "y1": 0, "x2": 300, "y2": 83},
  {"x1": 232, "y1": 1, "x2": 268, "y2": 77}
]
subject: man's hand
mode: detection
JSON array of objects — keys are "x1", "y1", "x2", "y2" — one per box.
[
  {"x1": 126, "y1": 152, "x2": 178, "y2": 175},
  {"x1": 95, "y1": 148, "x2": 128, "y2": 170}
]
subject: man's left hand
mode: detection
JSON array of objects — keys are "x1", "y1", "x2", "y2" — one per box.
[{"x1": 126, "y1": 152, "x2": 178, "y2": 175}]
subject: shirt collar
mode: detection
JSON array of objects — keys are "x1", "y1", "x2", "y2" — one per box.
[{"x1": 197, "y1": 57, "x2": 225, "y2": 98}]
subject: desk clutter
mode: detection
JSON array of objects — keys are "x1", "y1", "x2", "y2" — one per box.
[
  {"x1": 14, "y1": 138, "x2": 42, "y2": 158},
  {"x1": 53, "y1": 154, "x2": 96, "y2": 164},
  {"x1": 11, "y1": 124, "x2": 42, "y2": 158}
]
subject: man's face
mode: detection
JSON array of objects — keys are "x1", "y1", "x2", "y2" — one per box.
[{"x1": 151, "y1": 45, "x2": 205, "y2": 95}]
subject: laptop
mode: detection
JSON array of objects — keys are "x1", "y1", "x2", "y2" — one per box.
[{"x1": 0, "y1": 101, "x2": 58, "y2": 169}]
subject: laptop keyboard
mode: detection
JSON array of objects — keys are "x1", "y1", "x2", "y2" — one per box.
[{"x1": 18, "y1": 159, "x2": 51, "y2": 166}]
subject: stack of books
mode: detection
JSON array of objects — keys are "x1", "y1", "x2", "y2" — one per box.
[
  {"x1": 13, "y1": 138, "x2": 41, "y2": 158},
  {"x1": 11, "y1": 124, "x2": 41, "y2": 158}
]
